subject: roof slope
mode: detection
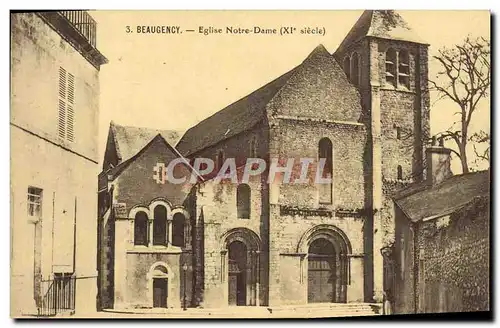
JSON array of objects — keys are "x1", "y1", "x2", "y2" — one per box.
[
  {"x1": 336, "y1": 10, "x2": 427, "y2": 54},
  {"x1": 109, "y1": 121, "x2": 183, "y2": 164},
  {"x1": 176, "y1": 64, "x2": 299, "y2": 156},
  {"x1": 394, "y1": 170, "x2": 490, "y2": 222},
  {"x1": 176, "y1": 44, "x2": 361, "y2": 156}
]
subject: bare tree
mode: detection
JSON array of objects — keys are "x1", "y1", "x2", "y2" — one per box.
[
  {"x1": 430, "y1": 36, "x2": 490, "y2": 174},
  {"x1": 470, "y1": 130, "x2": 490, "y2": 168}
]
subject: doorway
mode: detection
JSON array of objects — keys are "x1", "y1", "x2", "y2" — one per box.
[
  {"x1": 308, "y1": 238, "x2": 336, "y2": 303},
  {"x1": 228, "y1": 241, "x2": 247, "y2": 306},
  {"x1": 153, "y1": 278, "x2": 168, "y2": 308}
]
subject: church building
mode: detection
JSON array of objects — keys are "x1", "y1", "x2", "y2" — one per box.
[{"x1": 97, "y1": 10, "x2": 430, "y2": 311}]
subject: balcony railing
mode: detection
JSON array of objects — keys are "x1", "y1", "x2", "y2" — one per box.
[{"x1": 59, "y1": 11, "x2": 97, "y2": 48}]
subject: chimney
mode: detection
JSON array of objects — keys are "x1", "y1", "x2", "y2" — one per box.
[{"x1": 426, "y1": 136, "x2": 453, "y2": 186}]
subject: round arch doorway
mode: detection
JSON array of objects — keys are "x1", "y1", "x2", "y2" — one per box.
[
  {"x1": 221, "y1": 228, "x2": 261, "y2": 307},
  {"x1": 228, "y1": 241, "x2": 247, "y2": 306},
  {"x1": 307, "y1": 238, "x2": 347, "y2": 303}
]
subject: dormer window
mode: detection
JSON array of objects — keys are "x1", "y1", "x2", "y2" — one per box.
[{"x1": 385, "y1": 48, "x2": 397, "y2": 87}]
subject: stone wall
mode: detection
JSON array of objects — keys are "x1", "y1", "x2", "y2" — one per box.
[
  {"x1": 10, "y1": 12, "x2": 101, "y2": 316},
  {"x1": 418, "y1": 197, "x2": 490, "y2": 313}
]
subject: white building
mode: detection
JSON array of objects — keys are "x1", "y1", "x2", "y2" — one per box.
[{"x1": 10, "y1": 11, "x2": 107, "y2": 316}]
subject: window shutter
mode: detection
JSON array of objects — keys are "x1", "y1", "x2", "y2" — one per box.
[
  {"x1": 58, "y1": 67, "x2": 66, "y2": 139},
  {"x1": 58, "y1": 67, "x2": 66, "y2": 99},
  {"x1": 67, "y1": 73, "x2": 75, "y2": 142},
  {"x1": 58, "y1": 99, "x2": 66, "y2": 139},
  {"x1": 57, "y1": 67, "x2": 75, "y2": 142}
]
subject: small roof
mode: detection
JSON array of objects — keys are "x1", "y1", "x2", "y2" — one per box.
[
  {"x1": 110, "y1": 121, "x2": 183, "y2": 164},
  {"x1": 336, "y1": 10, "x2": 427, "y2": 54},
  {"x1": 394, "y1": 170, "x2": 490, "y2": 223}
]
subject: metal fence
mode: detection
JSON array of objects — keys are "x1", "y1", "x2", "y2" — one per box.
[
  {"x1": 59, "y1": 11, "x2": 97, "y2": 48},
  {"x1": 38, "y1": 274, "x2": 76, "y2": 317}
]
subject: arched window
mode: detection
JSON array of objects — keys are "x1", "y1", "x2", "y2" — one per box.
[
  {"x1": 318, "y1": 138, "x2": 333, "y2": 178},
  {"x1": 153, "y1": 205, "x2": 167, "y2": 246},
  {"x1": 398, "y1": 49, "x2": 410, "y2": 89},
  {"x1": 385, "y1": 48, "x2": 397, "y2": 87},
  {"x1": 134, "y1": 211, "x2": 148, "y2": 246},
  {"x1": 237, "y1": 184, "x2": 251, "y2": 219},
  {"x1": 343, "y1": 56, "x2": 351, "y2": 81},
  {"x1": 318, "y1": 138, "x2": 333, "y2": 204},
  {"x1": 351, "y1": 52, "x2": 360, "y2": 85},
  {"x1": 397, "y1": 165, "x2": 403, "y2": 180},
  {"x1": 172, "y1": 213, "x2": 185, "y2": 247}
]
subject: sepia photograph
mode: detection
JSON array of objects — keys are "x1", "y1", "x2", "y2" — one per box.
[{"x1": 9, "y1": 9, "x2": 491, "y2": 319}]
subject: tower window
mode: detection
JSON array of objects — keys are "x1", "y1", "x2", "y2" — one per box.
[
  {"x1": 351, "y1": 52, "x2": 360, "y2": 86},
  {"x1": 343, "y1": 56, "x2": 351, "y2": 81},
  {"x1": 397, "y1": 165, "x2": 403, "y2": 180},
  {"x1": 385, "y1": 48, "x2": 397, "y2": 87},
  {"x1": 398, "y1": 50, "x2": 410, "y2": 89}
]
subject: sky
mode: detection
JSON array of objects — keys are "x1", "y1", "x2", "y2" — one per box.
[{"x1": 90, "y1": 10, "x2": 490, "y2": 173}]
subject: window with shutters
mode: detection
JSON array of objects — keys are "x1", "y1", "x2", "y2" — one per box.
[{"x1": 58, "y1": 67, "x2": 75, "y2": 142}]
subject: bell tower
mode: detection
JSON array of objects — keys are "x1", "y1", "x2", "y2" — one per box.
[{"x1": 334, "y1": 10, "x2": 430, "y2": 303}]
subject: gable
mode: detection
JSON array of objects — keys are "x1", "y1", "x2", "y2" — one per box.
[
  {"x1": 113, "y1": 135, "x2": 196, "y2": 208},
  {"x1": 106, "y1": 121, "x2": 183, "y2": 166},
  {"x1": 266, "y1": 45, "x2": 363, "y2": 122}
]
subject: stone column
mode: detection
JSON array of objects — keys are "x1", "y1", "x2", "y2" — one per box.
[
  {"x1": 167, "y1": 219, "x2": 173, "y2": 245},
  {"x1": 256, "y1": 250, "x2": 260, "y2": 306},
  {"x1": 148, "y1": 220, "x2": 153, "y2": 246}
]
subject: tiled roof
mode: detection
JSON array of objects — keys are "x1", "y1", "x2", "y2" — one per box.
[
  {"x1": 110, "y1": 121, "x2": 183, "y2": 164},
  {"x1": 394, "y1": 170, "x2": 490, "y2": 223},
  {"x1": 175, "y1": 62, "x2": 299, "y2": 156},
  {"x1": 336, "y1": 10, "x2": 427, "y2": 55}
]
